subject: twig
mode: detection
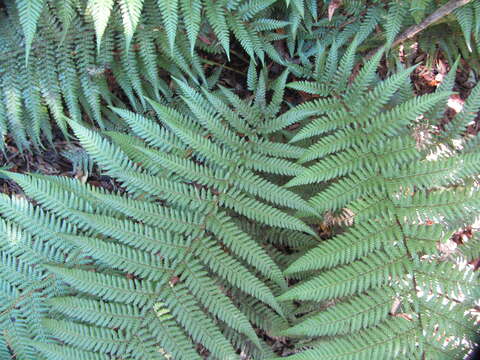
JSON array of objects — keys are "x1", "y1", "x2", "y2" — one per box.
[
  {"x1": 365, "y1": 0, "x2": 473, "y2": 60},
  {"x1": 200, "y1": 58, "x2": 246, "y2": 75},
  {"x1": 229, "y1": 49, "x2": 250, "y2": 64},
  {"x1": 391, "y1": 0, "x2": 473, "y2": 48}
]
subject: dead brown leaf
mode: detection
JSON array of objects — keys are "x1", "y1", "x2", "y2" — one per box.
[{"x1": 328, "y1": 0, "x2": 342, "y2": 21}]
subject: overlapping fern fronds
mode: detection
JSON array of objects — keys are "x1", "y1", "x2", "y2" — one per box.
[
  {"x1": 1, "y1": 1, "x2": 480, "y2": 359},
  {"x1": 0, "y1": 1, "x2": 212, "y2": 151},
  {"x1": 1, "y1": 0, "x2": 294, "y2": 150},
  {"x1": 286, "y1": 0, "x2": 480, "y2": 72},
  {"x1": 2, "y1": 0, "x2": 478, "y2": 151},
  {"x1": 275, "y1": 41, "x2": 480, "y2": 360},
  {"x1": 0, "y1": 75, "x2": 315, "y2": 359},
  {"x1": 14, "y1": 0, "x2": 288, "y2": 56}
]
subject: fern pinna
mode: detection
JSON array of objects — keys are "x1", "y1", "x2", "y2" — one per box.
[
  {"x1": 274, "y1": 45, "x2": 480, "y2": 359},
  {"x1": 0, "y1": 77, "x2": 313, "y2": 359}
]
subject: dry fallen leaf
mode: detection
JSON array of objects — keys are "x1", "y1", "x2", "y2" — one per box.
[
  {"x1": 447, "y1": 94, "x2": 464, "y2": 114},
  {"x1": 394, "y1": 313, "x2": 413, "y2": 321},
  {"x1": 74, "y1": 170, "x2": 88, "y2": 184},
  {"x1": 390, "y1": 297, "x2": 402, "y2": 315},
  {"x1": 169, "y1": 276, "x2": 180, "y2": 286},
  {"x1": 328, "y1": 0, "x2": 342, "y2": 21}
]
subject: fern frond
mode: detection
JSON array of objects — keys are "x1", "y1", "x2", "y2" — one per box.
[
  {"x1": 180, "y1": 0, "x2": 202, "y2": 52},
  {"x1": 157, "y1": 0, "x2": 179, "y2": 51},
  {"x1": 277, "y1": 62, "x2": 480, "y2": 359},
  {"x1": 48, "y1": 297, "x2": 142, "y2": 331},
  {"x1": 205, "y1": 0, "x2": 230, "y2": 55},
  {"x1": 87, "y1": 0, "x2": 114, "y2": 51},
  {"x1": 15, "y1": 0, "x2": 45, "y2": 61},
  {"x1": 41, "y1": 318, "x2": 131, "y2": 355},
  {"x1": 280, "y1": 318, "x2": 417, "y2": 360},
  {"x1": 119, "y1": 0, "x2": 144, "y2": 49},
  {"x1": 32, "y1": 342, "x2": 110, "y2": 360},
  {"x1": 0, "y1": 71, "x2": 317, "y2": 357},
  {"x1": 282, "y1": 288, "x2": 398, "y2": 337}
]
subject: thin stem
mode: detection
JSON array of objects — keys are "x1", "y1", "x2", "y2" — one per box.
[
  {"x1": 229, "y1": 49, "x2": 250, "y2": 63},
  {"x1": 366, "y1": 0, "x2": 473, "y2": 60},
  {"x1": 200, "y1": 58, "x2": 246, "y2": 75},
  {"x1": 391, "y1": 0, "x2": 473, "y2": 48}
]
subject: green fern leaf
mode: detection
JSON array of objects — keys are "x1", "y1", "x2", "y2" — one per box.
[
  {"x1": 157, "y1": 0, "x2": 179, "y2": 51},
  {"x1": 455, "y1": 3, "x2": 474, "y2": 52},
  {"x1": 32, "y1": 342, "x2": 110, "y2": 360},
  {"x1": 119, "y1": 0, "x2": 144, "y2": 49},
  {"x1": 205, "y1": 0, "x2": 230, "y2": 56},
  {"x1": 15, "y1": 0, "x2": 45, "y2": 61},
  {"x1": 180, "y1": 0, "x2": 202, "y2": 52},
  {"x1": 87, "y1": 0, "x2": 114, "y2": 51}
]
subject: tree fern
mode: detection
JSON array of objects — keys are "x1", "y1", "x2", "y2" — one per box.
[{"x1": 1, "y1": 1, "x2": 480, "y2": 358}]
